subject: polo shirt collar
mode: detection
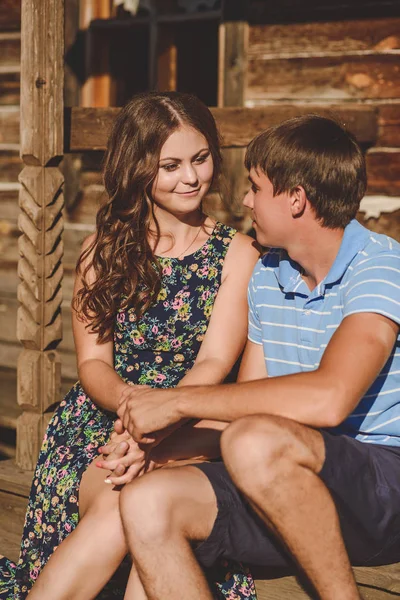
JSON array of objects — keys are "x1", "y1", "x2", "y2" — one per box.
[{"x1": 271, "y1": 219, "x2": 371, "y2": 295}]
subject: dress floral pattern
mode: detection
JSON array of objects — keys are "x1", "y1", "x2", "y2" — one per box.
[{"x1": 0, "y1": 222, "x2": 256, "y2": 600}]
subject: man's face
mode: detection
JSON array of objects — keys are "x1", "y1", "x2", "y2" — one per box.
[{"x1": 243, "y1": 168, "x2": 292, "y2": 248}]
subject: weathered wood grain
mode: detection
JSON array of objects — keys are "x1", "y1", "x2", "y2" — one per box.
[
  {"x1": 254, "y1": 563, "x2": 400, "y2": 599},
  {"x1": 0, "y1": 0, "x2": 21, "y2": 32},
  {"x1": 366, "y1": 149, "x2": 400, "y2": 196},
  {"x1": 0, "y1": 32, "x2": 21, "y2": 67},
  {"x1": 17, "y1": 0, "x2": 65, "y2": 470},
  {"x1": 0, "y1": 368, "x2": 20, "y2": 430},
  {"x1": 359, "y1": 209, "x2": 400, "y2": 242},
  {"x1": 218, "y1": 19, "x2": 249, "y2": 224},
  {"x1": 0, "y1": 489, "x2": 27, "y2": 563},
  {"x1": 0, "y1": 151, "x2": 22, "y2": 182},
  {"x1": 378, "y1": 104, "x2": 400, "y2": 146},
  {"x1": 248, "y1": 18, "x2": 400, "y2": 57},
  {"x1": 66, "y1": 105, "x2": 378, "y2": 151},
  {"x1": 0, "y1": 72, "x2": 20, "y2": 105},
  {"x1": 0, "y1": 106, "x2": 19, "y2": 146},
  {"x1": 247, "y1": 55, "x2": 400, "y2": 103},
  {"x1": 218, "y1": 21, "x2": 249, "y2": 107}
]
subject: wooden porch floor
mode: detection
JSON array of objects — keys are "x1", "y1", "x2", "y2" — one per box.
[{"x1": 0, "y1": 459, "x2": 399, "y2": 598}]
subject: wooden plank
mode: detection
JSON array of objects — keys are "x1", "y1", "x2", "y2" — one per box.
[
  {"x1": 248, "y1": 0, "x2": 400, "y2": 24},
  {"x1": 0, "y1": 0, "x2": 21, "y2": 31},
  {"x1": 0, "y1": 32, "x2": 21, "y2": 67},
  {"x1": 254, "y1": 563, "x2": 400, "y2": 599},
  {"x1": 359, "y1": 208, "x2": 400, "y2": 242},
  {"x1": 248, "y1": 18, "x2": 400, "y2": 57},
  {"x1": 246, "y1": 55, "x2": 400, "y2": 103},
  {"x1": 0, "y1": 369, "x2": 20, "y2": 429},
  {"x1": 0, "y1": 460, "x2": 32, "y2": 498},
  {"x1": 378, "y1": 104, "x2": 400, "y2": 146},
  {"x1": 0, "y1": 106, "x2": 19, "y2": 146},
  {"x1": 157, "y1": 25, "x2": 177, "y2": 92},
  {"x1": 80, "y1": 0, "x2": 114, "y2": 107},
  {"x1": 66, "y1": 105, "x2": 378, "y2": 151},
  {"x1": 0, "y1": 489, "x2": 27, "y2": 563},
  {"x1": 0, "y1": 72, "x2": 20, "y2": 105},
  {"x1": 366, "y1": 149, "x2": 400, "y2": 195},
  {"x1": 218, "y1": 21, "x2": 249, "y2": 107},
  {"x1": 0, "y1": 339, "x2": 78, "y2": 382},
  {"x1": 0, "y1": 188, "x2": 19, "y2": 221},
  {"x1": 218, "y1": 19, "x2": 249, "y2": 223},
  {"x1": 0, "y1": 151, "x2": 22, "y2": 183}
]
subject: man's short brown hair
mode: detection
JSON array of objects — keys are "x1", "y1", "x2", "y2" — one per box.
[{"x1": 245, "y1": 114, "x2": 367, "y2": 229}]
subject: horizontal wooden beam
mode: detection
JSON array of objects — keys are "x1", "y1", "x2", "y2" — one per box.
[{"x1": 65, "y1": 104, "x2": 378, "y2": 152}]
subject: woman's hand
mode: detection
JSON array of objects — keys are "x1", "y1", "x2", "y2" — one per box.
[{"x1": 96, "y1": 431, "x2": 153, "y2": 486}]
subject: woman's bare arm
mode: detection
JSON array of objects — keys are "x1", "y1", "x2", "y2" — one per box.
[{"x1": 72, "y1": 234, "x2": 130, "y2": 412}]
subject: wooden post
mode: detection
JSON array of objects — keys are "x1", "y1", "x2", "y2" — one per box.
[
  {"x1": 219, "y1": 1, "x2": 249, "y2": 226},
  {"x1": 17, "y1": 0, "x2": 64, "y2": 470}
]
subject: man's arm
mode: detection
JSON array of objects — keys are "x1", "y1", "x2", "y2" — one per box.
[{"x1": 119, "y1": 312, "x2": 398, "y2": 441}]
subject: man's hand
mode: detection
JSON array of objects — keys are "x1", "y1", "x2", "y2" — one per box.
[{"x1": 117, "y1": 386, "x2": 182, "y2": 443}]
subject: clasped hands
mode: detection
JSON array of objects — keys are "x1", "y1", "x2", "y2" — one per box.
[{"x1": 96, "y1": 384, "x2": 181, "y2": 486}]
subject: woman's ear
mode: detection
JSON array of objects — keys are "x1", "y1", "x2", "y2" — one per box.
[{"x1": 290, "y1": 186, "x2": 307, "y2": 219}]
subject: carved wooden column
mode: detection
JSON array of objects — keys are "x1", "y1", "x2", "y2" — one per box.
[{"x1": 16, "y1": 0, "x2": 64, "y2": 469}]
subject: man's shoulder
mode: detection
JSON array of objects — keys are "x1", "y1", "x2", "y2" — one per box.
[
  {"x1": 351, "y1": 230, "x2": 400, "y2": 275},
  {"x1": 251, "y1": 249, "x2": 282, "y2": 284}
]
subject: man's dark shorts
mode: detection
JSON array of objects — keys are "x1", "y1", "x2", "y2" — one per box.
[{"x1": 193, "y1": 430, "x2": 400, "y2": 568}]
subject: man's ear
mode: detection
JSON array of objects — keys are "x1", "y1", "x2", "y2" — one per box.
[{"x1": 290, "y1": 186, "x2": 307, "y2": 218}]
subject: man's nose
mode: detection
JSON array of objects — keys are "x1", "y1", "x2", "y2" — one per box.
[{"x1": 243, "y1": 189, "x2": 253, "y2": 209}]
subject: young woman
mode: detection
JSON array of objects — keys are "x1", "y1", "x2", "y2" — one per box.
[{"x1": 0, "y1": 92, "x2": 259, "y2": 600}]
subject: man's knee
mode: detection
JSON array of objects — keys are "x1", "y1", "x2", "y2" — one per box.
[
  {"x1": 119, "y1": 470, "x2": 177, "y2": 543},
  {"x1": 221, "y1": 415, "x2": 323, "y2": 488},
  {"x1": 119, "y1": 466, "x2": 217, "y2": 544}
]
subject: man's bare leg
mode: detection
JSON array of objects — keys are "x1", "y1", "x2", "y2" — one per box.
[
  {"x1": 28, "y1": 444, "x2": 130, "y2": 600},
  {"x1": 221, "y1": 415, "x2": 360, "y2": 600},
  {"x1": 120, "y1": 466, "x2": 217, "y2": 600}
]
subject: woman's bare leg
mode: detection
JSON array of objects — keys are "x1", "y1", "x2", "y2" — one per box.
[
  {"x1": 28, "y1": 444, "x2": 129, "y2": 600},
  {"x1": 123, "y1": 565, "x2": 149, "y2": 600}
]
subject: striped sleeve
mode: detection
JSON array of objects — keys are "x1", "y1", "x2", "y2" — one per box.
[
  {"x1": 343, "y1": 252, "x2": 400, "y2": 325},
  {"x1": 248, "y1": 270, "x2": 263, "y2": 345}
]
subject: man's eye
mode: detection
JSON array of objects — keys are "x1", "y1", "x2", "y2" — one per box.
[{"x1": 251, "y1": 185, "x2": 258, "y2": 193}]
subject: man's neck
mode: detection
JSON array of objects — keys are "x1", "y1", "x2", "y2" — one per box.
[{"x1": 287, "y1": 224, "x2": 345, "y2": 291}]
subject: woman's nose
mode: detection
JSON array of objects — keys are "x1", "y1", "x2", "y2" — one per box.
[{"x1": 182, "y1": 163, "x2": 198, "y2": 185}]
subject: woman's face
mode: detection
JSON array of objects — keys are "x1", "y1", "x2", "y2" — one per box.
[{"x1": 151, "y1": 125, "x2": 214, "y2": 217}]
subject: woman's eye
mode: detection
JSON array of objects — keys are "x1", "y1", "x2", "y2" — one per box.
[
  {"x1": 251, "y1": 184, "x2": 258, "y2": 193},
  {"x1": 194, "y1": 153, "x2": 209, "y2": 164},
  {"x1": 162, "y1": 163, "x2": 178, "y2": 172}
]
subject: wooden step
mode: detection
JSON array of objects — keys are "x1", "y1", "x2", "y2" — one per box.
[
  {"x1": 0, "y1": 454, "x2": 399, "y2": 595},
  {"x1": 254, "y1": 562, "x2": 400, "y2": 599}
]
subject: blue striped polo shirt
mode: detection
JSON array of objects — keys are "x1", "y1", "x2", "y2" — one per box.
[{"x1": 248, "y1": 219, "x2": 400, "y2": 446}]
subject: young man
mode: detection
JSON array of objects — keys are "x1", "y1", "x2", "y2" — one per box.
[{"x1": 116, "y1": 115, "x2": 400, "y2": 600}]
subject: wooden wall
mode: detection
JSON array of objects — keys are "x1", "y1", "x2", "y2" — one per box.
[
  {"x1": 245, "y1": 16, "x2": 400, "y2": 238},
  {"x1": 1, "y1": 5, "x2": 400, "y2": 452}
]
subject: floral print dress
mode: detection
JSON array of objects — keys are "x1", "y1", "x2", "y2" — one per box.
[{"x1": 0, "y1": 222, "x2": 256, "y2": 600}]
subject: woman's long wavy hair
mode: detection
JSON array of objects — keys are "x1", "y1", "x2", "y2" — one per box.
[{"x1": 73, "y1": 91, "x2": 223, "y2": 343}]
